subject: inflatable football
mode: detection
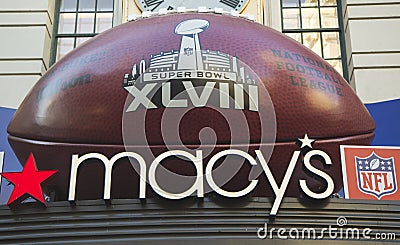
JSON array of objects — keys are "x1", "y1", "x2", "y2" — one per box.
[{"x1": 7, "y1": 12, "x2": 375, "y2": 201}]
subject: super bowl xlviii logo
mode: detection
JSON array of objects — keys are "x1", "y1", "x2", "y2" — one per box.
[
  {"x1": 123, "y1": 19, "x2": 259, "y2": 112},
  {"x1": 356, "y1": 152, "x2": 397, "y2": 199}
]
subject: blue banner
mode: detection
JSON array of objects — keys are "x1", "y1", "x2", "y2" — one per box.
[{"x1": 365, "y1": 99, "x2": 400, "y2": 146}]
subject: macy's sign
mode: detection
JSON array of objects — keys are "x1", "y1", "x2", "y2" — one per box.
[{"x1": 67, "y1": 148, "x2": 334, "y2": 216}]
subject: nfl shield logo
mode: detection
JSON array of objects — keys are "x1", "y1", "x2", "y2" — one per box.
[
  {"x1": 355, "y1": 152, "x2": 397, "y2": 199},
  {"x1": 184, "y1": 47, "x2": 193, "y2": 56}
]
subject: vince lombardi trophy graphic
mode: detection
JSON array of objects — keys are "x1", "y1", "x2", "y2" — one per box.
[
  {"x1": 123, "y1": 18, "x2": 259, "y2": 112},
  {"x1": 175, "y1": 19, "x2": 210, "y2": 70}
]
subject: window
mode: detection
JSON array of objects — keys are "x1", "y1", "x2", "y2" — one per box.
[
  {"x1": 51, "y1": 0, "x2": 114, "y2": 65},
  {"x1": 281, "y1": 0, "x2": 347, "y2": 79}
]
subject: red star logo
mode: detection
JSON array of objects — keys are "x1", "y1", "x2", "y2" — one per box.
[{"x1": 1, "y1": 153, "x2": 57, "y2": 207}]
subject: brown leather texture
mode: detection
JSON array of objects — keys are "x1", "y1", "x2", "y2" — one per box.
[
  {"x1": 8, "y1": 13, "x2": 374, "y2": 145},
  {"x1": 6, "y1": 13, "x2": 375, "y2": 200}
]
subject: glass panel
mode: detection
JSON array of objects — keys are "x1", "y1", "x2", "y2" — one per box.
[
  {"x1": 321, "y1": 7, "x2": 338, "y2": 28},
  {"x1": 327, "y1": 59, "x2": 342, "y2": 75},
  {"x1": 79, "y1": 0, "x2": 96, "y2": 11},
  {"x1": 320, "y1": 0, "x2": 337, "y2": 6},
  {"x1": 285, "y1": 33, "x2": 302, "y2": 43},
  {"x1": 322, "y1": 32, "x2": 341, "y2": 58},
  {"x1": 77, "y1": 13, "x2": 95, "y2": 33},
  {"x1": 282, "y1": 0, "x2": 299, "y2": 7},
  {"x1": 303, "y1": 32, "x2": 322, "y2": 57},
  {"x1": 97, "y1": 0, "x2": 114, "y2": 11},
  {"x1": 283, "y1": 9, "x2": 300, "y2": 29},
  {"x1": 57, "y1": 38, "x2": 74, "y2": 61},
  {"x1": 96, "y1": 13, "x2": 113, "y2": 32},
  {"x1": 301, "y1": 8, "x2": 320, "y2": 29},
  {"x1": 61, "y1": 0, "x2": 77, "y2": 12},
  {"x1": 301, "y1": 0, "x2": 318, "y2": 7},
  {"x1": 76, "y1": 37, "x2": 91, "y2": 47},
  {"x1": 59, "y1": 13, "x2": 76, "y2": 34}
]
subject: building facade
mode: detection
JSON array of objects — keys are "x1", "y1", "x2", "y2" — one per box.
[
  {"x1": 0, "y1": 1, "x2": 399, "y2": 243},
  {"x1": 0, "y1": 0, "x2": 399, "y2": 109}
]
